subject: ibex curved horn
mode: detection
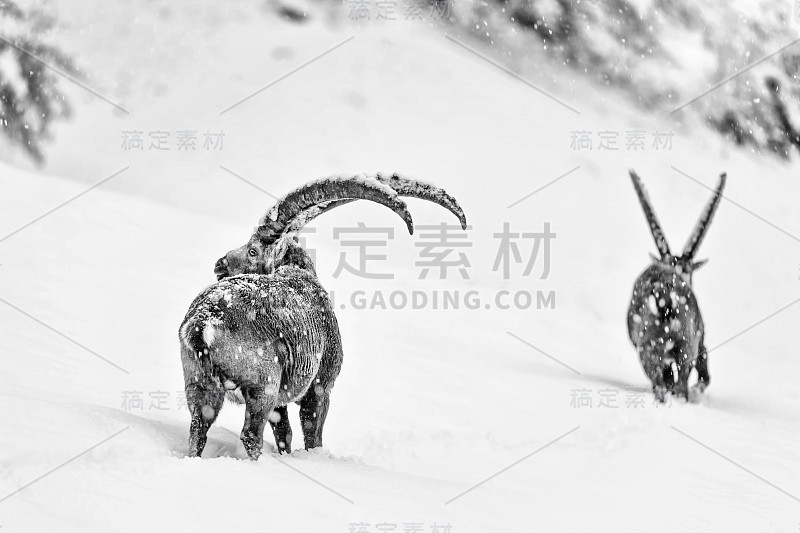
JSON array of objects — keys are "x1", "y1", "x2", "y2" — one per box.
[
  {"x1": 681, "y1": 172, "x2": 726, "y2": 260},
  {"x1": 372, "y1": 173, "x2": 467, "y2": 229},
  {"x1": 256, "y1": 175, "x2": 414, "y2": 242},
  {"x1": 282, "y1": 199, "x2": 356, "y2": 236},
  {"x1": 629, "y1": 170, "x2": 671, "y2": 259},
  {"x1": 261, "y1": 173, "x2": 468, "y2": 241}
]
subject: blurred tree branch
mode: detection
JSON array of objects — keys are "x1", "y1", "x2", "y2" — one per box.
[{"x1": 0, "y1": 0, "x2": 78, "y2": 164}]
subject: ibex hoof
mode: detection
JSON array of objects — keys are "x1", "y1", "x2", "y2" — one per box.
[
  {"x1": 244, "y1": 447, "x2": 262, "y2": 461},
  {"x1": 277, "y1": 441, "x2": 291, "y2": 454},
  {"x1": 242, "y1": 437, "x2": 263, "y2": 460},
  {"x1": 653, "y1": 386, "x2": 668, "y2": 403},
  {"x1": 688, "y1": 384, "x2": 705, "y2": 403}
]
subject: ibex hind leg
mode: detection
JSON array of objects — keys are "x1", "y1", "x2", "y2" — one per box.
[
  {"x1": 661, "y1": 365, "x2": 675, "y2": 392},
  {"x1": 689, "y1": 344, "x2": 711, "y2": 402},
  {"x1": 299, "y1": 383, "x2": 331, "y2": 450},
  {"x1": 642, "y1": 355, "x2": 669, "y2": 403},
  {"x1": 241, "y1": 385, "x2": 278, "y2": 460},
  {"x1": 186, "y1": 381, "x2": 225, "y2": 458},
  {"x1": 268, "y1": 404, "x2": 293, "y2": 454},
  {"x1": 673, "y1": 362, "x2": 693, "y2": 401}
]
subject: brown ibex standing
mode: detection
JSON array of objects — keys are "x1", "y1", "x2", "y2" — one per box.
[
  {"x1": 179, "y1": 174, "x2": 466, "y2": 459},
  {"x1": 627, "y1": 170, "x2": 726, "y2": 402}
]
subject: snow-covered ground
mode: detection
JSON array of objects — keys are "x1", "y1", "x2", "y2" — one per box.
[{"x1": 1, "y1": 1, "x2": 799, "y2": 531}]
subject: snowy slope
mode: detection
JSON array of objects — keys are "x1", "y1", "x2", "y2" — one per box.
[{"x1": 1, "y1": 1, "x2": 800, "y2": 531}]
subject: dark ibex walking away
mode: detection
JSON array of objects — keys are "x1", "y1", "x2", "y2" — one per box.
[
  {"x1": 627, "y1": 170, "x2": 726, "y2": 402},
  {"x1": 179, "y1": 174, "x2": 467, "y2": 459}
]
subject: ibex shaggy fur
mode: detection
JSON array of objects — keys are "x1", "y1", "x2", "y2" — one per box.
[
  {"x1": 179, "y1": 174, "x2": 467, "y2": 459},
  {"x1": 626, "y1": 170, "x2": 725, "y2": 402}
]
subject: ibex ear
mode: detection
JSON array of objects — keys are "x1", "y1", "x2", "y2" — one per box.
[
  {"x1": 264, "y1": 236, "x2": 292, "y2": 274},
  {"x1": 272, "y1": 236, "x2": 292, "y2": 262},
  {"x1": 692, "y1": 259, "x2": 709, "y2": 271},
  {"x1": 649, "y1": 253, "x2": 660, "y2": 264}
]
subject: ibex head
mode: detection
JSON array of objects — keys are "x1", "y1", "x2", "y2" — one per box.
[
  {"x1": 214, "y1": 173, "x2": 467, "y2": 280},
  {"x1": 629, "y1": 170, "x2": 726, "y2": 285}
]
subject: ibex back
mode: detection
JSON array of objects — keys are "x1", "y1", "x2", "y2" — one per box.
[
  {"x1": 179, "y1": 174, "x2": 466, "y2": 459},
  {"x1": 626, "y1": 170, "x2": 726, "y2": 402}
]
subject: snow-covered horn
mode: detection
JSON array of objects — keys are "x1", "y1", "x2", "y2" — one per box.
[
  {"x1": 629, "y1": 170, "x2": 672, "y2": 259},
  {"x1": 681, "y1": 173, "x2": 726, "y2": 260},
  {"x1": 282, "y1": 199, "x2": 356, "y2": 236},
  {"x1": 255, "y1": 175, "x2": 414, "y2": 243},
  {"x1": 279, "y1": 173, "x2": 468, "y2": 237},
  {"x1": 372, "y1": 173, "x2": 467, "y2": 230}
]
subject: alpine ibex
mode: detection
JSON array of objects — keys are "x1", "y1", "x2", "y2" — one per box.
[
  {"x1": 627, "y1": 170, "x2": 726, "y2": 402},
  {"x1": 179, "y1": 174, "x2": 467, "y2": 459}
]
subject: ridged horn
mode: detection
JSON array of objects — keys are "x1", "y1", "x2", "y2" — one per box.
[
  {"x1": 255, "y1": 175, "x2": 413, "y2": 243},
  {"x1": 681, "y1": 172, "x2": 726, "y2": 259},
  {"x1": 279, "y1": 173, "x2": 468, "y2": 236},
  {"x1": 373, "y1": 173, "x2": 467, "y2": 230},
  {"x1": 629, "y1": 170, "x2": 672, "y2": 259},
  {"x1": 283, "y1": 199, "x2": 356, "y2": 235}
]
